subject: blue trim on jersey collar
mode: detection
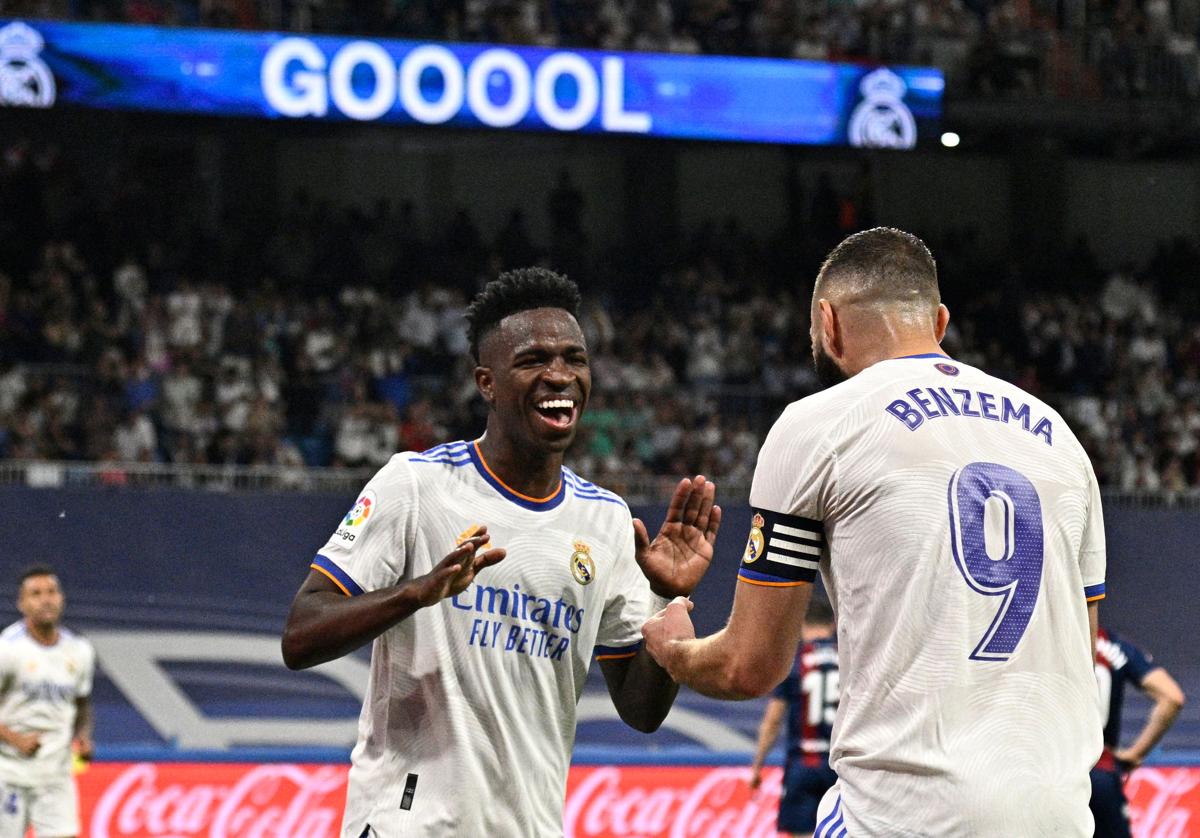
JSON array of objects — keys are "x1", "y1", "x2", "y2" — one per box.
[
  {"x1": 467, "y1": 442, "x2": 567, "y2": 512},
  {"x1": 896, "y1": 352, "x2": 952, "y2": 360}
]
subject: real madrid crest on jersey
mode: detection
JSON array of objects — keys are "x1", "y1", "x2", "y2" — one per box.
[
  {"x1": 743, "y1": 513, "x2": 765, "y2": 564},
  {"x1": 570, "y1": 541, "x2": 595, "y2": 585},
  {"x1": 0, "y1": 23, "x2": 57, "y2": 109},
  {"x1": 848, "y1": 68, "x2": 916, "y2": 150}
]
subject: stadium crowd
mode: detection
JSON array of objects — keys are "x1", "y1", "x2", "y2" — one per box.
[
  {"x1": 2, "y1": 136, "x2": 1200, "y2": 494},
  {"x1": 3, "y1": 0, "x2": 1198, "y2": 98}
]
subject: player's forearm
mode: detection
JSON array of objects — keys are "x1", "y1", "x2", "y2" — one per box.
[
  {"x1": 282, "y1": 586, "x2": 426, "y2": 669},
  {"x1": 608, "y1": 648, "x2": 680, "y2": 733},
  {"x1": 751, "y1": 717, "x2": 783, "y2": 770},
  {"x1": 662, "y1": 631, "x2": 780, "y2": 700},
  {"x1": 1126, "y1": 699, "x2": 1184, "y2": 762},
  {"x1": 73, "y1": 698, "x2": 94, "y2": 741}
]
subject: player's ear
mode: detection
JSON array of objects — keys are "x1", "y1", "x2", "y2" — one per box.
[
  {"x1": 818, "y1": 299, "x2": 842, "y2": 357},
  {"x1": 935, "y1": 304, "x2": 950, "y2": 343},
  {"x1": 475, "y1": 365, "x2": 495, "y2": 406}
]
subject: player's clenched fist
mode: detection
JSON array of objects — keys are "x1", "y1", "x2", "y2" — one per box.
[
  {"x1": 414, "y1": 529, "x2": 507, "y2": 606},
  {"x1": 641, "y1": 596, "x2": 695, "y2": 680}
]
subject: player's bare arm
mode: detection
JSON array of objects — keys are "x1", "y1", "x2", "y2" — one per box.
[
  {"x1": 749, "y1": 697, "x2": 787, "y2": 790},
  {"x1": 282, "y1": 532, "x2": 505, "y2": 669},
  {"x1": 600, "y1": 476, "x2": 722, "y2": 731},
  {"x1": 1088, "y1": 601, "x2": 1099, "y2": 659},
  {"x1": 1116, "y1": 667, "x2": 1187, "y2": 768},
  {"x1": 643, "y1": 579, "x2": 812, "y2": 700},
  {"x1": 73, "y1": 695, "x2": 94, "y2": 760}
]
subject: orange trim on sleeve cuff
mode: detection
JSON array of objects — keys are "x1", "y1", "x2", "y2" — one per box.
[
  {"x1": 596, "y1": 652, "x2": 638, "y2": 661},
  {"x1": 311, "y1": 563, "x2": 351, "y2": 596},
  {"x1": 738, "y1": 576, "x2": 808, "y2": 588},
  {"x1": 1086, "y1": 593, "x2": 1106, "y2": 602}
]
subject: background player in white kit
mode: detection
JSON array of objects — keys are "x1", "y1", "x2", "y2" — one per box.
[
  {"x1": 644, "y1": 228, "x2": 1106, "y2": 836},
  {"x1": 282, "y1": 268, "x2": 721, "y2": 837},
  {"x1": 0, "y1": 566, "x2": 95, "y2": 838}
]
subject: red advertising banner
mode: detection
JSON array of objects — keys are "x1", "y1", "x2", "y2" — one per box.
[{"x1": 76, "y1": 762, "x2": 1200, "y2": 837}]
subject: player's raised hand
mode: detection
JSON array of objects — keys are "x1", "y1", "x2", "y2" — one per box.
[
  {"x1": 633, "y1": 475, "x2": 721, "y2": 598},
  {"x1": 414, "y1": 529, "x2": 506, "y2": 607}
]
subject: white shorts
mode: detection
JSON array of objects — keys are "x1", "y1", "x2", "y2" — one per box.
[
  {"x1": 813, "y1": 784, "x2": 848, "y2": 838},
  {"x1": 0, "y1": 777, "x2": 79, "y2": 838}
]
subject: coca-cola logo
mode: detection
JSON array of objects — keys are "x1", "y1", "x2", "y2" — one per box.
[
  {"x1": 89, "y1": 763, "x2": 346, "y2": 838},
  {"x1": 564, "y1": 766, "x2": 783, "y2": 838},
  {"x1": 75, "y1": 762, "x2": 1200, "y2": 838},
  {"x1": 1128, "y1": 767, "x2": 1200, "y2": 838}
]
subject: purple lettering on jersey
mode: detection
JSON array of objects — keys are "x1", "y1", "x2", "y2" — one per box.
[
  {"x1": 885, "y1": 399, "x2": 923, "y2": 430},
  {"x1": 954, "y1": 388, "x2": 981, "y2": 417},
  {"x1": 907, "y1": 388, "x2": 941, "y2": 420},
  {"x1": 930, "y1": 387, "x2": 961, "y2": 416},
  {"x1": 978, "y1": 392, "x2": 999, "y2": 421},
  {"x1": 1032, "y1": 417, "x2": 1053, "y2": 446},
  {"x1": 1001, "y1": 397, "x2": 1030, "y2": 430}
]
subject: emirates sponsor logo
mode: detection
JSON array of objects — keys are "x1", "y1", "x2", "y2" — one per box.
[
  {"x1": 89, "y1": 763, "x2": 345, "y2": 838},
  {"x1": 563, "y1": 766, "x2": 782, "y2": 838}
]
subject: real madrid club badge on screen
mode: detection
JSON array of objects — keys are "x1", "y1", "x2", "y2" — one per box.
[
  {"x1": 0, "y1": 22, "x2": 57, "y2": 109},
  {"x1": 570, "y1": 541, "x2": 595, "y2": 585},
  {"x1": 743, "y1": 513, "x2": 765, "y2": 564}
]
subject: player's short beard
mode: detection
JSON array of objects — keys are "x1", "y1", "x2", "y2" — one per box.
[{"x1": 813, "y1": 344, "x2": 849, "y2": 390}]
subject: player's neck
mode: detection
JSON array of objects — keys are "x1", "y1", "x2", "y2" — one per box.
[
  {"x1": 475, "y1": 434, "x2": 563, "y2": 499},
  {"x1": 887, "y1": 338, "x2": 947, "y2": 360},
  {"x1": 852, "y1": 340, "x2": 947, "y2": 374},
  {"x1": 25, "y1": 619, "x2": 59, "y2": 646}
]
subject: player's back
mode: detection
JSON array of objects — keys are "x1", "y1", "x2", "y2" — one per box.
[{"x1": 758, "y1": 355, "x2": 1104, "y2": 836}]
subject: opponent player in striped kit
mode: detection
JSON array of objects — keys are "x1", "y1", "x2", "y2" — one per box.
[
  {"x1": 749, "y1": 598, "x2": 838, "y2": 838},
  {"x1": 644, "y1": 228, "x2": 1106, "y2": 836},
  {"x1": 282, "y1": 268, "x2": 721, "y2": 837},
  {"x1": 1091, "y1": 626, "x2": 1186, "y2": 838}
]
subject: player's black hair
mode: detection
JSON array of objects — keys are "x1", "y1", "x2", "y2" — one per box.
[
  {"x1": 17, "y1": 564, "x2": 57, "y2": 588},
  {"x1": 805, "y1": 597, "x2": 835, "y2": 627},
  {"x1": 465, "y1": 267, "x2": 582, "y2": 363},
  {"x1": 816, "y1": 227, "x2": 939, "y2": 305}
]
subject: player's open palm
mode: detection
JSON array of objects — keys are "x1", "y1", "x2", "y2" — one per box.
[
  {"x1": 416, "y1": 530, "x2": 506, "y2": 607},
  {"x1": 634, "y1": 475, "x2": 721, "y2": 598}
]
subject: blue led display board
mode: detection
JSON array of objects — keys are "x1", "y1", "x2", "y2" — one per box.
[{"x1": 0, "y1": 19, "x2": 942, "y2": 147}]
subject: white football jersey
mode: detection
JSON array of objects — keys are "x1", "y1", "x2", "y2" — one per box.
[
  {"x1": 312, "y1": 440, "x2": 652, "y2": 838},
  {"x1": 742, "y1": 354, "x2": 1105, "y2": 837},
  {"x1": 0, "y1": 622, "x2": 95, "y2": 786}
]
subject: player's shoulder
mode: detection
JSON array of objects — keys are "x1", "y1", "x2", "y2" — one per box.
[
  {"x1": 0, "y1": 621, "x2": 25, "y2": 643},
  {"x1": 562, "y1": 467, "x2": 631, "y2": 516},
  {"x1": 58, "y1": 625, "x2": 94, "y2": 652},
  {"x1": 761, "y1": 374, "x2": 879, "y2": 460},
  {"x1": 382, "y1": 440, "x2": 474, "y2": 486},
  {"x1": 404, "y1": 440, "x2": 474, "y2": 468}
]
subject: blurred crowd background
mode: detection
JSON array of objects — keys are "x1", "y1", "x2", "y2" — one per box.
[
  {"x1": 4, "y1": 135, "x2": 1200, "y2": 495},
  {"x1": 1, "y1": 0, "x2": 1199, "y2": 98}
]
